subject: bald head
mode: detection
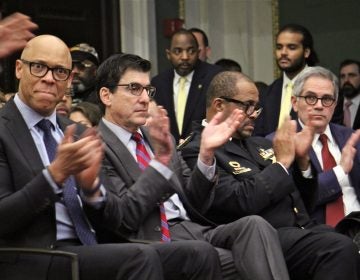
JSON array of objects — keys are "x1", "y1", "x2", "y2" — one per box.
[{"x1": 16, "y1": 35, "x2": 73, "y2": 116}]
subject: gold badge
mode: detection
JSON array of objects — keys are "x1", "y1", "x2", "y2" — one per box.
[
  {"x1": 258, "y1": 148, "x2": 276, "y2": 163},
  {"x1": 229, "y1": 161, "x2": 251, "y2": 174}
]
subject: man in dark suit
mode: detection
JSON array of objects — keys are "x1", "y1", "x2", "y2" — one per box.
[
  {"x1": 291, "y1": 66, "x2": 360, "y2": 230},
  {"x1": 97, "y1": 53, "x2": 291, "y2": 280},
  {"x1": 152, "y1": 29, "x2": 222, "y2": 144},
  {"x1": 332, "y1": 59, "x2": 360, "y2": 129},
  {"x1": 254, "y1": 24, "x2": 319, "y2": 136},
  {"x1": 0, "y1": 35, "x2": 224, "y2": 280},
  {"x1": 180, "y1": 70, "x2": 360, "y2": 280}
]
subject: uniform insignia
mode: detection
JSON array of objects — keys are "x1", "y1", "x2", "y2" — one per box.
[
  {"x1": 198, "y1": 84, "x2": 203, "y2": 89},
  {"x1": 229, "y1": 161, "x2": 251, "y2": 174},
  {"x1": 258, "y1": 148, "x2": 276, "y2": 163}
]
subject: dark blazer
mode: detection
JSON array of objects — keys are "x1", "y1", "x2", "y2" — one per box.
[
  {"x1": 332, "y1": 96, "x2": 360, "y2": 129},
  {"x1": 98, "y1": 120, "x2": 217, "y2": 241},
  {"x1": 152, "y1": 61, "x2": 222, "y2": 143},
  {"x1": 0, "y1": 100, "x2": 122, "y2": 248},
  {"x1": 181, "y1": 122, "x2": 318, "y2": 229},
  {"x1": 308, "y1": 123, "x2": 360, "y2": 223},
  {"x1": 254, "y1": 77, "x2": 297, "y2": 136}
]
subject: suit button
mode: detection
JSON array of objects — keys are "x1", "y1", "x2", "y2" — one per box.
[{"x1": 154, "y1": 226, "x2": 161, "y2": 232}]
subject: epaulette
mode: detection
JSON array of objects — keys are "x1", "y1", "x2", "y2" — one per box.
[{"x1": 177, "y1": 132, "x2": 194, "y2": 150}]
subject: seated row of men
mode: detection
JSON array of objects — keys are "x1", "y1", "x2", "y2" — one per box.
[{"x1": 0, "y1": 32, "x2": 360, "y2": 280}]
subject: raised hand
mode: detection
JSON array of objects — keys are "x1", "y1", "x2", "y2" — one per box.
[
  {"x1": 340, "y1": 129, "x2": 360, "y2": 174},
  {"x1": 272, "y1": 117, "x2": 296, "y2": 169},
  {"x1": 0, "y1": 13, "x2": 38, "y2": 58},
  {"x1": 294, "y1": 123, "x2": 315, "y2": 170},
  {"x1": 147, "y1": 105, "x2": 174, "y2": 166},
  {"x1": 200, "y1": 109, "x2": 246, "y2": 165}
]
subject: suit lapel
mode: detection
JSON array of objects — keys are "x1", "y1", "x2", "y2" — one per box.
[
  {"x1": 99, "y1": 121, "x2": 141, "y2": 181},
  {"x1": 2, "y1": 100, "x2": 44, "y2": 172}
]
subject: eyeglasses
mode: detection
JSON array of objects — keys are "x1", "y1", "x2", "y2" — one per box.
[
  {"x1": 297, "y1": 95, "x2": 336, "y2": 107},
  {"x1": 219, "y1": 96, "x2": 262, "y2": 117},
  {"x1": 21, "y1": 59, "x2": 72, "y2": 81},
  {"x1": 117, "y1": 83, "x2": 156, "y2": 98}
]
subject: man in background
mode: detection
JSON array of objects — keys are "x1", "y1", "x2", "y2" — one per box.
[
  {"x1": 152, "y1": 29, "x2": 222, "y2": 143},
  {"x1": 254, "y1": 24, "x2": 319, "y2": 136},
  {"x1": 189, "y1": 27, "x2": 211, "y2": 62}
]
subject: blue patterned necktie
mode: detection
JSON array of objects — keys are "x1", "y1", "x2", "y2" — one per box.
[
  {"x1": 131, "y1": 132, "x2": 171, "y2": 242},
  {"x1": 36, "y1": 119, "x2": 97, "y2": 245}
]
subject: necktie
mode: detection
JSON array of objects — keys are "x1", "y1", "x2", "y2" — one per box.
[
  {"x1": 278, "y1": 81, "x2": 293, "y2": 128},
  {"x1": 131, "y1": 132, "x2": 171, "y2": 242},
  {"x1": 319, "y1": 134, "x2": 344, "y2": 227},
  {"x1": 36, "y1": 119, "x2": 97, "y2": 245},
  {"x1": 176, "y1": 77, "x2": 187, "y2": 135},
  {"x1": 343, "y1": 100, "x2": 352, "y2": 128}
]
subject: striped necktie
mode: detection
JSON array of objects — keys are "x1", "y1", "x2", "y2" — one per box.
[
  {"x1": 37, "y1": 119, "x2": 97, "y2": 245},
  {"x1": 319, "y1": 134, "x2": 344, "y2": 227},
  {"x1": 131, "y1": 132, "x2": 171, "y2": 242}
]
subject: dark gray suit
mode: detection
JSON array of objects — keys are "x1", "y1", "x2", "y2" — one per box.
[
  {"x1": 0, "y1": 99, "x2": 221, "y2": 280},
  {"x1": 99, "y1": 119, "x2": 290, "y2": 280}
]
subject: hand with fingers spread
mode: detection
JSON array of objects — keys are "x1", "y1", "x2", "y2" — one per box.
[
  {"x1": 47, "y1": 124, "x2": 104, "y2": 194},
  {"x1": 0, "y1": 13, "x2": 38, "y2": 58},
  {"x1": 272, "y1": 117, "x2": 297, "y2": 169},
  {"x1": 147, "y1": 105, "x2": 174, "y2": 166},
  {"x1": 200, "y1": 109, "x2": 246, "y2": 165},
  {"x1": 340, "y1": 129, "x2": 360, "y2": 174}
]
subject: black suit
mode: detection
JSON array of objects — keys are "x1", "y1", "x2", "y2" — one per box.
[
  {"x1": 99, "y1": 119, "x2": 290, "y2": 280},
  {"x1": 254, "y1": 77, "x2": 297, "y2": 136},
  {"x1": 152, "y1": 61, "x2": 222, "y2": 142},
  {"x1": 180, "y1": 121, "x2": 360, "y2": 280},
  {"x1": 0, "y1": 99, "x2": 221, "y2": 280}
]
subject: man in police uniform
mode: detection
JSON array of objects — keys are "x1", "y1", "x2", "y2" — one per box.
[{"x1": 180, "y1": 71, "x2": 360, "y2": 280}]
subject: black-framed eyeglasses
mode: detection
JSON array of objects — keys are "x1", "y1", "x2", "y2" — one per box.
[
  {"x1": 21, "y1": 59, "x2": 72, "y2": 81},
  {"x1": 219, "y1": 96, "x2": 262, "y2": 117},
  {"x1": 117, "y1": 83, "x2": 156, "y2": 98},
  {"x1": 297, "y1": 95, "x2": 336, "y2": 107}
]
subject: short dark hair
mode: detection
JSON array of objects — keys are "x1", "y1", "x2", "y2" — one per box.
[
  {"x1": 206, "y1": 71, "x2": 253, "y2": 108},
  {"x1": 277, "y1": 24, "x2": 319, "y2": 66},
  {"x1": 339, "y1": 59, "x2": 360, "y2": 73},
  {"x1": 168, "y1": 29, "x2": 199, "y2": 49},
  {"x1": 96, "y1": 53, "x2": 151, "y2": 112},
  {"x1": 70, "y1": 101, "x2": 102, "y2": 126},
  {"x1": 215, "y1": 58, "x2": 242, "y2": 72},
  {"x1": 189, "y1": 27, "x2": 209, "y2": 47}
]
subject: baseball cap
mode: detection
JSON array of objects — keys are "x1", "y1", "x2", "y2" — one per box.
[{"x1": 70, "y1": 43, "x2": 99, "y2": 66}]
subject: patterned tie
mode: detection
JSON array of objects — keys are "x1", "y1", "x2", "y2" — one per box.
[
  {"x1": 176, "y1": 77, "x2": 187, "y2": 135},
  {"x1": 343, "y1": 100, "x2": 352, "y2": 128},
  {"x1": 131, "y1": 132, "x2": 171, "y2": 242},
  {"x1": 278, "y1": 81, "x2": 293, "y2": 128},
  {"x1": 319, "y1": 134, "x2": 345, "y2": 227},
  {"x1": 36, "y1": 119, "x2": 97, "y2": 245}
]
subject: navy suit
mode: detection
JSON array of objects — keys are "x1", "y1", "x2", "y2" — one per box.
[
  {"x1": 308, "y1": 123, "x2": 360, "y2": 223},
  {"x1": 152, "y1": 61, "x2": 222, "y2": 143},
  {"x1": 254, "y1": 77, "x2": 297, "y2": 136}
]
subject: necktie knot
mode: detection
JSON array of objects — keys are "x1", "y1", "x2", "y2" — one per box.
[
  {"x1": 319, "y1": 133, "x2": 328, "y2": 145},
  {"x1": 131, "y1": 131, "x2": 143, "y2": 144},
  {"x1": 345, "y1": 100, "x2": 352, "y2": 108},
  {"x1": 37, "y1": 119, "x2": 54, "y2": 133}
]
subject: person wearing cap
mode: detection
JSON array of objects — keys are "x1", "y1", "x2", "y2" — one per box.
[{"x1": 70, "y1": 43, "x2": 99, "y2": 105}]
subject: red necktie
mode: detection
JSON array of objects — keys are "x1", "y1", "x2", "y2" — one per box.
[
  {"x1": 131, "y1": 132, "x2": 171, "y2": 242},
  {"x1": 319, "y1": 134, "x2": 344, "y2": 227}
]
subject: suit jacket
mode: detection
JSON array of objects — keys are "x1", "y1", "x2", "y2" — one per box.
[
  {"x1": 152, "y1": 61, "x2": 222, "y2": 143},
  {"x1": 254, "y1": 77, "x2": 297, "y2": 136},
  {"x1": 0, "y1": 99, "x2": 123, "y2": 248},
  {"x1": 98, "y1": 120, "x2": 217, "y2": 241},
  {"x1": 180, "y1": 121, "x2": 318, "y2": 229},
  {"x1": 308, "y1": 123, "x2": 360, "y2": 223},
  {"x1": 331, "y1": 96, "x2": 360, "y2": 129}
]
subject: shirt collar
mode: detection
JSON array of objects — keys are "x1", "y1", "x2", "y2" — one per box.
[
  {"x1": 14, "y1": 93, "x2": 57, "y2": 130},
  {"x1": 102, "y1": 117, "x2": 143, "y2": 145},
  {"x1": 174, "y1": 70, "x2": 194, "y2": 85},
  {"x1": 345, "y1": 93, "x2": 360, "y2": 107},
  {"x1": 298, "y1": 118, "x2": 333, "y2": 146},
  {"x1": 283, "y1": 65, "x2": 308, "y2": 88}
]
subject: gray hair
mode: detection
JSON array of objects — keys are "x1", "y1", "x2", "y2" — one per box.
[{"x1": 293, "y1": 66, "x2": 339, "y2": 101}]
